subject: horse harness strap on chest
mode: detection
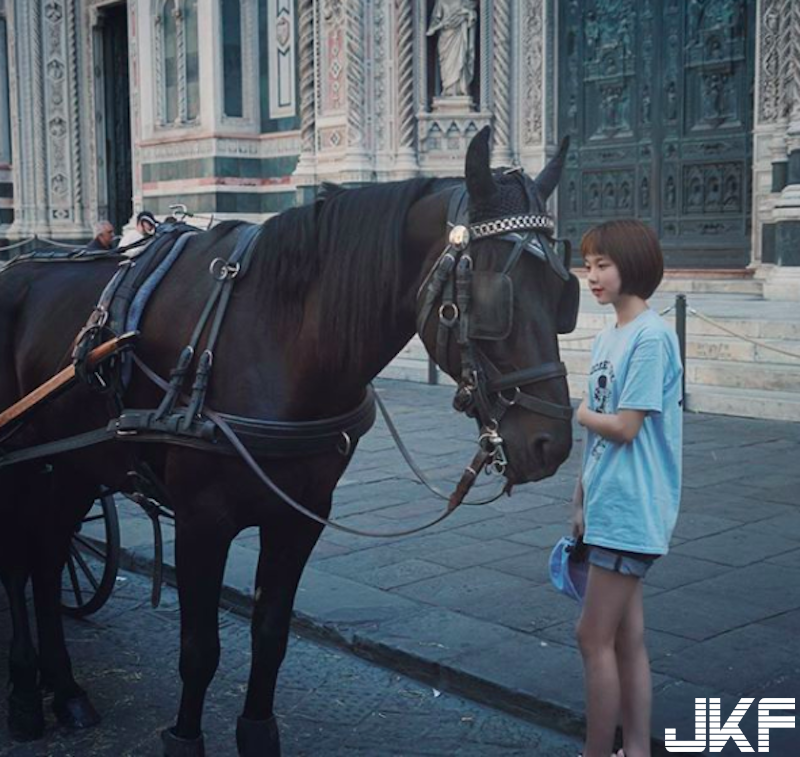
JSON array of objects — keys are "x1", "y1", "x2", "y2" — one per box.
[
  {"x1": 417, "y1": 182, "x2": 577, "y2": 494},
  {"x1": 109, "y1": 222, "x2": 377, "y2": 459}
]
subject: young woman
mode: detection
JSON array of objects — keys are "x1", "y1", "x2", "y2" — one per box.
[{"x1": 573, "y1": 219, "x2": 683, "y2": 757}]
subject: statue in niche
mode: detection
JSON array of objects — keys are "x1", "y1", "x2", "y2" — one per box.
[
  {"x1": 568, "y1": 181, "x2": 577, "y2": 212},
  {"x1": 706, "y1": 175, "x2": 721, "y2": 208},
  {"x1": 703, "y1": 74, "x2": 724, "y2": 120},
  {"x1": 589, "y1": 183, "x2": 600, "y2": 212},
  {"x1": 723, "y1": 174, "x2": 739, "y2": 208},
  {"x1": 688, "y1": 175, "x2": 703, "y2": 210},
  {"x1": 620, "y1": 181, "x2": 631, "y2": 209},
  {"x1": 568, "y1": 94, "x2": 578, "y2": 132},
  {"x1": 427, "y1": 0, "x2": 478, "y2": 98},
  {"x1": 603, "y1": 181, "x2": 616, "y2": 210},
  {"x1": 585, "y1": 12, "x2": 599, "y2": 61},
  {"x1": 619, "y1": 87, "x2": 630, "y2": 129},
  {"x1": 665, "y1": 176, "x2": 676, "y2": 209},
  {"x1": 641, "y1": 85, "x2": 651, "y2": 125},
  {"x1": 641, "y1": 176, "x2": 650, "y2": 208},
  {"x1": 619, "y1": 18, "x2": 632, "y2": 59},
  {"x1": 666, "y1": 81, "x2": 677, "y2": 121},
  {"x1": 688, "y1": 0, "x2": 704, "y2": 42}
]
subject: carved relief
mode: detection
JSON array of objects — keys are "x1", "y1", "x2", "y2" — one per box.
[
  {"x1": 522, "y1": 0, "x2": 544, "y2": 145},
  {"x1": 583, "y1": 170, "x2": 635, "y2": 216}
]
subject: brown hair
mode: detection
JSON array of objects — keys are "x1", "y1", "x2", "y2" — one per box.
[{"x1": 580, "y1": 219, "x2": 664, "y2": 300}]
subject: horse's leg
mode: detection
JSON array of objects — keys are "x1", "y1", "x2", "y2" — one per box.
[
  {"x1": 162, "y1": 510, "x2": 235, "y2": 757},
  {"x1": 30, "y1": 481, "x2": 101, "y2": 730},
  {"x1": 1, "y1": 468, "x2": 43, "y2": 741},
  {"x1": 1, "y1": 563, "x2": 43, "y2": 741},
  {"x1": 237, "y1": 512, "x2": 326, "y2": 757}
]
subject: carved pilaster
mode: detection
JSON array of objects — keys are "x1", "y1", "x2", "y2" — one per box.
[
  {"x1": 521, "y1": 0, "x2": 544, "y2": 148},
  {"x1": 346, "y1": 0, "x2": 366, "y2": 151},
  {"x1": 293, "y1": 0, "x2": 317, "y2": 191},
  {"x1": 492, "y1": 0, "x2": 512, "y2": 165}
]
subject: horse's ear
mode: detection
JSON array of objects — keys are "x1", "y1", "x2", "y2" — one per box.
[
  {"x1": 465, "y1": 126, "x2": 497, "y2": 202},
  {"x1": 534, "y1": 135, "x2": 570, "y2": 201}
]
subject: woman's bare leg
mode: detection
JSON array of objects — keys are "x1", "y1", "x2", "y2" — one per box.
[
  {"x1": 576, "y1": 565, "x2": 639, "y2": 757},
  {"x1": 615, "y1": 580, "x2": 651, "y2": 757}
]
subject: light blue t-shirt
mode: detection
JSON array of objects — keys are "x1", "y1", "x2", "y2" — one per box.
[{"x1": 582, "y1": 308, "x2": 683, "y2": 555}]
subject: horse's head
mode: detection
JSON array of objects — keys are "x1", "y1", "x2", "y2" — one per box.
[{"x1": 417, "y1": 127, "x2": 576, "y2": 484}]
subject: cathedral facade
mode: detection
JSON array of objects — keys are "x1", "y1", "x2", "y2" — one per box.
[{"x1": 0, "y1": 1, "x2": 798, "y2": 297}]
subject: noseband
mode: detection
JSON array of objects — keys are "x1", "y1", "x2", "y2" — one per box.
[{"x1": 417, "y1": 181, "x2": 574, "y2": 478}]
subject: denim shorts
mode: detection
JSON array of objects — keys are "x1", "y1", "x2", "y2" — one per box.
[{"x1": 586, "y1": 545, "x2": 660, "y2": 579}]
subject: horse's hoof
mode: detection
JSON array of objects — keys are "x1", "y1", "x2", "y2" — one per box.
[
  {"x1": 161, "y1": 727, "x2": 206, "y2": 757},
  {"x1": 236, "y1": 715, "x2": 281, "y2": 757},
  {"x1": 7, "y1": 690, "x2": 44, "y2": 741},
  {"x1": 52, "y1": 692, "x2": 101, "y2": 729}
]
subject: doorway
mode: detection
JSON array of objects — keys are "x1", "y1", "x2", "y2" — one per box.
[{"x1": 101, "y1": 4, "x2": 132, "y2": 233}]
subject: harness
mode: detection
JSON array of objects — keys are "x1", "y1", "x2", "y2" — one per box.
[{"x1": 416, "y1": 181, "x2": 579, "y2": 481}]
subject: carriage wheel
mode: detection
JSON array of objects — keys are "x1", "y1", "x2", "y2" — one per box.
[{"x1": 61, "y1": 493, "x2": 121, "y2": 618}]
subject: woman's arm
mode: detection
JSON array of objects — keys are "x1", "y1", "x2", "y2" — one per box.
[{"x1": 577, "y1": 400, "x2": 646, "y2": 444}]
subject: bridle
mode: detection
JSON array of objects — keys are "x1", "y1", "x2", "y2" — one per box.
[{"x1": 416, "y1": 178, "x2": 576, "y2": 480}]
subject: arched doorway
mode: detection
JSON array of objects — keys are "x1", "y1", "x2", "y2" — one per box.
[
  {"x1": 558, "y1": 0, "x2": 755, "y2": 268},
  {"x1": 100, "y1": 3, "x2": 133, "y2": 233}
]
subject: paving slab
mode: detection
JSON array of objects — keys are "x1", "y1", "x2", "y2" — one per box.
[{"x1": 110, "y1": 378, "x2": 800, "y2": 755}]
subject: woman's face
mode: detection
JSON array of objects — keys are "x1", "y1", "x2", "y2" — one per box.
[{"x1": 583, "y1": 252, "x2": 622, "y2": 306}]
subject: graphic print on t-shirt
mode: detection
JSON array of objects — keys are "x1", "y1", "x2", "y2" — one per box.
[{"x1": 589, "y1": 358, "x2": 615, "y2": 460}]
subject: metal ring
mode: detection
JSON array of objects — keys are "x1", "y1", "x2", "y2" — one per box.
[
  {"x1": 498, "y1": 386, "x2": 520, "y2": 407},
  {"x1": 337, "y1": 432, "x2": 352, "y2": 457},
  {"x1": 209, "y1": 258, "x2": 227, "y2": 280},
  {"x1": 438, "y1": 302, "x2": 459, "y2": 327}
]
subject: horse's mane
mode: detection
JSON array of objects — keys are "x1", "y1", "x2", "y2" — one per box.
[{"x1": 252, "y1": 176, "x2": 440, "y2": 372}]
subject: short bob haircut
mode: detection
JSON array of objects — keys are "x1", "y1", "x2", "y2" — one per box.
[{"x1": 580, "y1": 219, "x2": 664, "y2": 300}]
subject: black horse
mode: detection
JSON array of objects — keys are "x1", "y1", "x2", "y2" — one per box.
[{"x1": 0, "y1": 128, "x2": 574, "y2": 755}]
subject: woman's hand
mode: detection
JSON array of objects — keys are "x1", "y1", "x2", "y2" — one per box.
[
  {"x1": 571, "y1": 504, "x2": 585, "y2": 539},
  {"x1": 576, "y1": 397, "x2": 590, "y2": 427}
]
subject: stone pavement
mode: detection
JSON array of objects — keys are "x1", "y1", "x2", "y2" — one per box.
[
  {"x1": 0, "y1": 569, "x2": 583, "y2": 756},
  {"x1": 113, "y1": 378, "x2": 800, "y2": 755}
]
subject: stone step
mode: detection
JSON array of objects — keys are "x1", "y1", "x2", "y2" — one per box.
[
  {"x1": 684, "y1": 386, "x2": 800, "y2": 422},
  {"x1": 575, "y1": 311, "x2": 800, "y2": 340},
  {"x1": 564, "y1": 353, "x2": 800, "y2": 392},
  {"x1": 567, "y1": 373, "x2": 800, "y2": 422},
  {"x1": 654, "y1": 278, "x2": 763, "y2": 296},
  {"x1": 559, "y1": 330, "x2": 800, "y2": 367}
]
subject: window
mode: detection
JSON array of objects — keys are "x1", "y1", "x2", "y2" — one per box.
[
  {"x1": 221, "y1": 0, "x2": 243, "y2": 117},
  {"x1": 155, "y1": 0, "x2": 200, "y2": 126}
]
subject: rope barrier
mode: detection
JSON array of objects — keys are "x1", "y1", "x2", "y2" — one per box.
[
  {"x1": 558, "y1": 305, "x2": 675, "y2": 343},
  {"x1": 688, "y1": 307, "x2": 800, "y2": 361},
  {"x1": 0, "y1": 236, "x2": 37, "y2": 252},
  {"x1": 36, "y1": 235, "x2": 84, "y2": 249}
]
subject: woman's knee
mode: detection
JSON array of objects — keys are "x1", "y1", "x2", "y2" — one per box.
[{"x1": 576, "y1": 617, "x2": 615, "y2": 658}]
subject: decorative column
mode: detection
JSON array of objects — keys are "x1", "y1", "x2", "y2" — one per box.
[
  {"x1": 293, "y1": 0, "x2": 317, "y2": 200},
  {"x1": 755, "y1": 0, "x2": 800, "y2": 299},
  {"x1": 7, "y1": 0, "x2": 89, "y2": 238},
  {"x1": 516, "y1": 0, "x2": 553, "y2": 176},
  {"x1": 393, "y1": 0, "x2": 419, "y2": 178},
  {"x1": 0, "y1": 3, "x2": 14, "y2": 230}
]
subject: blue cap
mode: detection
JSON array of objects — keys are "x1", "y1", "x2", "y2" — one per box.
[{"x1": 549, "y1": 536, "x2": 588, "y2": 602}]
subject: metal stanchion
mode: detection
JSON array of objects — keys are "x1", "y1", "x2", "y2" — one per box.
[
  {"x1": 675, "y1": 293, "x2": 687, "y2": 408},
  {"x1": 428, "y1": 356, "x2": 438, "y2": 385}
]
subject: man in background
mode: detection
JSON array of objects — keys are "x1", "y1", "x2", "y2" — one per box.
[{"x1": 86, "y1": 220, "x2": 115, "y2": 251}]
